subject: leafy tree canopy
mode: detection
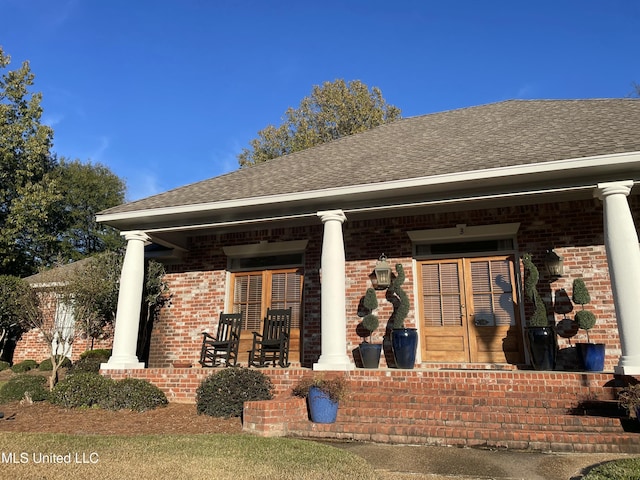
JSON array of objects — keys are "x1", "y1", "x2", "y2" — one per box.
[
  {"x1": 238, "y1": 79, "x2": 401, "y2": 166},
  {"x1": 0, "y1": 48, "x2": 127, "y2": 275}
]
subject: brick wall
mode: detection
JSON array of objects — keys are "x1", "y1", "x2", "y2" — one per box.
[
  {"x1": 12, "y1": 290, "x2": 113, "y2": 364},
  {"x1": 144, "y1": 197, "x2": 636, "y2": 372}
]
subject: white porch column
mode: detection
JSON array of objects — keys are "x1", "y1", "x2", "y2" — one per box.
[
  {"x1": 102, "y1": 231, "x2": 148, "y2": 370},
  {"x1": 595, "y1": 181, "x2": 640, "y2": 376},
  {"x1": 314, "y1": 210, "x2": 354, "y2": 371}
]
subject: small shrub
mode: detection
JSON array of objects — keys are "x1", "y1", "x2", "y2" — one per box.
[
  {"x1": 0, "y1": 374, "x2": 48, "y2": 403},
  {"x1": 79, "y1": 349, "x2": 112, "y2": 360},
  {"x1": 196, "y1": 367, "x2": 273, "y2": 417},
  {"x1": 101, "y1": 378, "x2": 168, "y2": 412},
  {"x1": 68, "y1": 356, "x2": 104, "y2": 374},
  {"x1": 0, "y1": 360, "x2": 10, "y2": 371},
  {"x1": 49, "y1": 372, "x2": 114, "y2": 408},
  {"x1": 38, "y1": 356, "x2": 72, "y2": 371},
  {"x1": 11, "y1": 359, "x2": 38, "y2": 373}
]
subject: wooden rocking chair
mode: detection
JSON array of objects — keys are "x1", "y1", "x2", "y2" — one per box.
[
  {"x1": 248, "y1": 307, "x2": 292, "y2": 368},
  {"x1": 199, "y1": 312, "x2": 243, "y2": 367}
]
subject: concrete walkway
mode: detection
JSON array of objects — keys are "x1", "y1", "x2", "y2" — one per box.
[{"x1": 324, "y1": 441, "x2": 640, "y2": 479}]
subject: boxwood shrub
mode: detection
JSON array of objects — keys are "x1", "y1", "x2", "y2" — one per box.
[
  {"x1": 0, "y1": 360, "x2": 10, "y2": 371},
  {"x1": 100, "y1": 378, "x2": 168, "y2": 412},
  {"x1": 11, "y1": 359, "x2": 38, "y2": 373},
  {"x1": 196, "y1": 367, "x2": 273, "y2": 418},
  {"x1": 38, "y1": 356, "x2": 72, "y2": 371},
  {"x1": 49, "y1": 372, "x2": 114, "y2": 408},
  {"x1": 79, "y1": 349, "x2": 112, "y2": 360},
  {"x1": 0, "y1": 374, "x2": 48, "y2": 403}
]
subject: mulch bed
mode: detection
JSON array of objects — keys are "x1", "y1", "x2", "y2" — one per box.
[{"x1": 0, "y1": 400, "x2": 243, "y2": 435}]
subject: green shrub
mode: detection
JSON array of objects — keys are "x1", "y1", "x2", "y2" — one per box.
[
  {"x1": 38, "y1": 356, "x2": 72, "y2": 371},
  {"x1": 0, "y1": 360, "x2": 10, "y2": 371},
  {"x1": 100, "y1": 378, "x2": 168, "y2": 412},
  {"x1": 0, "y1": 374, "x2": 48, "y2": 403},
  {"x1": 581, "y1": 457, "x2": 640, "y2": 479},
  {"x1": 196, "y1": 367, "x2": 273, "y2": 417},
  {"x1": 79, "y1": 349, "x2": 112, "y2": 360},
  {"x1": 49, "y1": 372, "x2": 114, "y2": 408},
  {"x1": 68, "y1": 356, "x2": 103, "y2": 374},
  {"x1": 11, "y1": 359, "x2": 38, "y2": 373}
]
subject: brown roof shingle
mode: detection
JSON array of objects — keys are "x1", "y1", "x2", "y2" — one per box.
[{"x1": 102, "y1": 99, "x2": 640, "y2": 215}]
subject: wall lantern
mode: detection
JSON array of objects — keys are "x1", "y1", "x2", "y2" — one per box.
[
  {"x1": 544, "y1": 249, "x2": 564, "y2": 278},
  {"x1": 373, "y1": 253, "x2": 392, "y2": 289}
]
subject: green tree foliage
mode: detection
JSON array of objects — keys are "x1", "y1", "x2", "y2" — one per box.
[
  {"x1": 0, "y1": 275, "x2": 40, "y2": 358},
  {"x1": 62, "y1": 251, "x2": 122, "y2": 344},
  {"x1": 50, "y1": 159, "x2": 125, "y2": 260},
  {"x1": 0, "y1": 48, "x2": 59, "y2": 276},
  {"x1": 238, "y1": 79, "x2": 402, "y2": 166}
]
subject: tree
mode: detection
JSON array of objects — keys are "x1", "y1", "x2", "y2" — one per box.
[
  {"x1": 238, "y1": 79, "x2": 401, "y2": 166},
  {"x1": 0, "y1": 47, "x2": 59, "y2": 276},
  {"x1": 50, "y1": 158, "x2": 126, "y2": 261},
  {"x1": 0, "y1": 275, "x2": 40, "y2": 362}
]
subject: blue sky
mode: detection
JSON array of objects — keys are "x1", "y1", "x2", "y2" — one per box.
[{"x1": 3, "y1": 0, "x2": 639, "y2": 201}]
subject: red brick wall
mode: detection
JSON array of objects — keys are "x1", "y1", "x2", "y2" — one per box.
[
  {"x1": 12, "y1": 290, "x2": 113, "y2": 364},
  {"x1": 146, "y1": 197, "x2": 637, "y2": 372}
]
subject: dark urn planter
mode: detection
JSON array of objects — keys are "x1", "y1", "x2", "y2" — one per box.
[
  {"x1": 525, "y1": 326, "x2": 557, "y2": 370},
  {"x1": 359, "y1": 342, "x2": 382, "y2": 368},
  {"x1": 392, "y1": 328, "x2": 418, "y2": 369},
  {"x1": 577, "y1": 343, "x2": 605, "y2": 371},
  {"x1": 308, "y1": 386, "x2": 338, "y2": 423}
]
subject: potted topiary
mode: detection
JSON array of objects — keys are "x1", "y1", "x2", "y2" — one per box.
[
  {"x1": 618, "y1": 383, "x2": 640, "y2": 420},
  {"x1": 293, "y1": 374, "x2": 348, "y2": 423},
  {"x1": 522, "y1": 253, "x2": 557, "y2": 370},
  {"x1": 358, "y1": 288, "x2": 382, "y2": 368},
  {"x1": 387, "y1": 263, "x2": 416, "y2": 369},
  {"x1": 572, "y1": 278, "x2": 605, "y2": 371}
]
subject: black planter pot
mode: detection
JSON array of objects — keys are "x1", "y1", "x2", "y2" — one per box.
[
  {"x1": 359, "y1": 342, "x2": 382, "y2": 368},
  {"x1": 525, "y1": 326, "x2": 557, "y2": 370},
  {"x1": 577, "y1": 343, "x2": 606, "y2": 371},
  {"x1": 391, "y1": 328, "x2": 418, "y2": 369}
]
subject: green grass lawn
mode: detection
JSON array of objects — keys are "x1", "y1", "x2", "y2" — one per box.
[
  {"x1": 581, "y1": 457, "x2": 640, "y2": 479},
  {"x1": 0, "y1": 432, "x2": 378, "y2": 480}
]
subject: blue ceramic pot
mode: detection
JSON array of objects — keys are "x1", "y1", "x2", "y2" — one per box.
[
  {"x1": 392, "y1": 328, "x2": 418, "y2": 369},
  {"x1": 308, "y1": 386, "x2": 338, "y2": 423},
  {"x1": 577, "y1": 343, "x2": 605, "y2": 371}
]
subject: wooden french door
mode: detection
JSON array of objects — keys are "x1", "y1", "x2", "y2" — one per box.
[
  {"x1": 418, "y1": 255, "x2": 523, "y2": 364},
  {"x1": 230, "y1": 268, "x2": 303, "y2": 364}
]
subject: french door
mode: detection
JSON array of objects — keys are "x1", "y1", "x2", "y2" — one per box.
[
  {"x1": 418, "y1": 255, "x2": 523, "y2": 364},
  {"x1": 230, "y1": 268, "x2": 303, "y2": 364}
]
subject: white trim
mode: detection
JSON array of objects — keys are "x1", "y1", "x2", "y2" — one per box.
[
  {"x1": 97, "y1": 151, "x2": 640, "y2": 224},
  {"x1": 407, "y1": 223, "x2": 521, "y2": 243},
  {"x1": 222, "y1": 240, "x2": 309, "y2": 258}
]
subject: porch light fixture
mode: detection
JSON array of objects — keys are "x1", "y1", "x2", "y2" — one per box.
[
  {"x1": 544, "y1": 249, "x2": 564, "y2": 278},
  {"x1": 373, "y1": 253, "x2": 392, "y2": 289}
]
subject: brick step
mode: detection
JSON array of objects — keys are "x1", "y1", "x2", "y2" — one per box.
[
  {"x1": 335, "y1": 408, "x2": 629, "y2": 434},
  {"x1": 285, "y1": 418, "x2": 640, "y2": 454}
]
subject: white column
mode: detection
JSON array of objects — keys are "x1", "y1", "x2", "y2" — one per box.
[
  {"x1": 102, "y1": 231, "x2": 148, "y2": 370},
  {"x1": 314, "y1": 210, "x2": 354, "y2": 371},
  {"x1": 595, "y1": 181, "x2": 640, "y2": 375}
]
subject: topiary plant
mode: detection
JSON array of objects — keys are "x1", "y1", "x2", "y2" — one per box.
[
  {"x1": 572, "y1": 278, "x2": 597, "y2": 342},
  {"x1": 196, "y1": 367, "x2": 273, "y2": 418},
  {"x1": 0, "y1": 374, "x2": 49, "y2": 403},
  {"x1": 11, "y1": 359, "x2": 39, "y2": 373},
  {"x1": 100, "y1": 378, "x2": 168, "y2": 412},
  {"x1": 388, "y1": 263, "x2": 410, "y2": 329},
  {"x1": 522, "y1": 253, "x2": 549, "y2": 327},
  {"x1": 361, "y1": 287, "x2": 379, "y2": 342},
  {"x1": 49, "y1": 372, "x2": 115, "y2": 408}
]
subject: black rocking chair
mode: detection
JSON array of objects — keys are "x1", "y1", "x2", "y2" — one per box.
[
  {"x1": 248, "y1": 307, "x2": 292, "y2": 368},
  {"x1": 199, "y1": 312, "x2": 243, "y2": 367}
]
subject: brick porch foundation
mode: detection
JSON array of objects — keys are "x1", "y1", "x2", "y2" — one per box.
[{"x1": 102, "y1": 365, "x2": 640, "y2": 453}]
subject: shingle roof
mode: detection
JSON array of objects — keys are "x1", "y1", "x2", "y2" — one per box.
[{"x1": 102, "y1": 99, "x2": 640, "y2": 215}]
